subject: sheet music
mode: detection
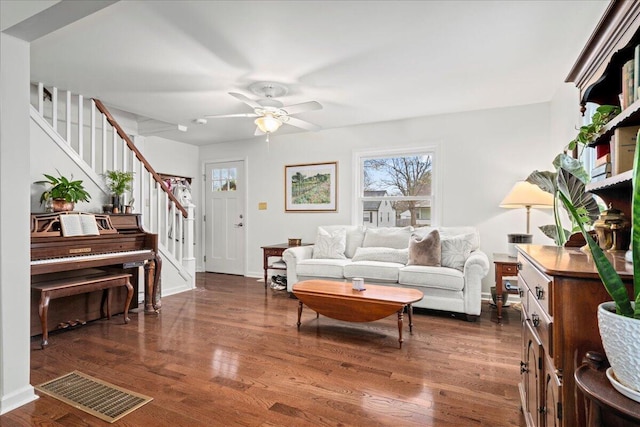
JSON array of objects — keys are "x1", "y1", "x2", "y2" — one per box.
[{"x1": 59, "y1": 214, "x2": 100, "y2": 237}]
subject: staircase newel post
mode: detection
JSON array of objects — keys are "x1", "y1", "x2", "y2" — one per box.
[{"x1": 183, "y1": 205, "x2": 196, "y2": 287}]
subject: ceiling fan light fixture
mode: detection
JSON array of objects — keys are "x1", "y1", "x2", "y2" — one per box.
[{"x1": 255, "y1": 114, "x2": 282, "y2": 133}]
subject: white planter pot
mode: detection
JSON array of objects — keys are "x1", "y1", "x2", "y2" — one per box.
[{"x1": 597, "y1": 302, "x2": 640, "y2": 400}]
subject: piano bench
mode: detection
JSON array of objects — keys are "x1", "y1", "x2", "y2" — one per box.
[{"x1": 31, "y1": 272, "x2": 133, "y2": 349}]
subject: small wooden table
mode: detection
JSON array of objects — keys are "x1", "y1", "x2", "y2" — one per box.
[
  {"x1": 292, "y1": 280, "x2": 424, "y2": 348},
  {"x1": 493, "y1": 253, "x2": 519, "y2": 323},
  {"x1": 575, "y1": 351, "x2": 640, "y2": 427},
  {"x1": 261, "y1": 242, "x2": 310, "y2": 288}
]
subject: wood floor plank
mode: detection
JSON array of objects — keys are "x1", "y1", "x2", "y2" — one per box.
[{"x1": 2, "y1": 273, "x2": 525, "y2": 426}]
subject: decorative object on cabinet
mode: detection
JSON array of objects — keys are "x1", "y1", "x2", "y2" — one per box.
[
  {"x1": 35, "y1": 171, "x2": 91, "y2": 212},
  {"x1": 284, "y1": 162, "x2": 337, "y2": 212},
  {"x1": 104, "y1": 170, "x2": 134, "y2": 214}
]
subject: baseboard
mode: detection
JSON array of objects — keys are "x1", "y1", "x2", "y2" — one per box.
[{"x1": 0, "y1": 385, "x2": 38, "y2": 415}]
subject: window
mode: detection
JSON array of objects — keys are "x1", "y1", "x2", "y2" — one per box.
[
  {"x1": 355, "y1": 148, "x2": 436, "y2": 228},
  {"x1": 211, "y1": 167, "x2": 237, "y2": 192}
]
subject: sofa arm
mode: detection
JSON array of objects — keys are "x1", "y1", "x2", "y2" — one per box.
[
  {"x1": 462, "y1": 250, "x2": 490, "y2": 316},
  {"x1": 282, "y1": 245, "x2": 314, "y2": 291}
]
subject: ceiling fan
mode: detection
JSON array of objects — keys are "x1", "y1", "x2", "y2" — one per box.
[{"x1": 202, "y1": 82, "x2": 322, "y2": 139}]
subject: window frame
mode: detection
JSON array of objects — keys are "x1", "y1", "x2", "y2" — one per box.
[{"x1": 352, "y1": 145, "x2": 441, "y2": 227}]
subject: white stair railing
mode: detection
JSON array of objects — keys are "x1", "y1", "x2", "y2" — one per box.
[{"x1": 31, "y1": 83, "x2": 195, "y2": 272}]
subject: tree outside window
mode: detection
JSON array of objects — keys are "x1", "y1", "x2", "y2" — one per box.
[{"x1": 361, "y1": 153, "x2": 433, "y2": 227}]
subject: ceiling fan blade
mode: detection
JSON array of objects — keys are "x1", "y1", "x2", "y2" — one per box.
[
  {"x1": 282, "y1": 101, "x2": 323, "y2": 115},
  {"x1": 203, "y1": 113, "x2": 258, "y2": 119},
  {"x1": 229, "y1": 92, "x2": 262, "y2": 109},
  {"x1": 285, "y1": 116, "x2": 321, "y2": 131}
]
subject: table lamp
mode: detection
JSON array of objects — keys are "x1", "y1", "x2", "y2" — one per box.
[{"x1": 500, "y1": 181, "x2": 554, "y2": 256}]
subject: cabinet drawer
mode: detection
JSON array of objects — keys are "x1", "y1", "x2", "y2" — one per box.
[
  {"x1": 526, "y1": 290, "x2": 553, "y2": 359},
  {"x1": 519, "y1": 257, "x2": 553, "y2": 317},
  {"x1": 501, "y1": 263, "x2": 518, "y2": 275}
]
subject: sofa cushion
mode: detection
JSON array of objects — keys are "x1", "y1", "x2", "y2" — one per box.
[
  {"x1": 441, "y1": 233, "x2": 475, "y2": 271},
  {"x1": 343, "y1": 261, "x2": 403, "y2": 282},
  {"x1": 399, "y1": 265, "x2": 464, "y2": 291},
  {"x1": 414, "y1": 226, "x2": 480, "y2": 251},
  {"x1": 352, "y1": 247, "x2": 409, "y2": 264},
  {"x1": 297, "y1": 258, "x2": 351, "y2": 279},
  {"x1": 362, "y1": 226, "x2": 413, "y2": 249},
  {"x1": 407, "y1": 229, "x2": 441, "y2": 266},
  {"x1": 319, "y1": 225, "x2": 366, "y2": 259},
  {"x1": 313, "y1": 228, "x2": 346, "y2": 259}
]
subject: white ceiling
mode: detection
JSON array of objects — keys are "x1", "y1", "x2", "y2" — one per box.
[{"x1": 14, "y1": 1, "x2": 610, "y2": 145}]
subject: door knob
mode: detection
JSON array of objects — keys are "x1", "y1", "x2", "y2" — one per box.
[{"x1": 234, "y1": 222, "x2": 243, "y2": 227}]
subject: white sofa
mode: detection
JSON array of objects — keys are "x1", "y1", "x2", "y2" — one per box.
[{"x1": 282, "y1": 225, "x2": 490, "y2": 321}]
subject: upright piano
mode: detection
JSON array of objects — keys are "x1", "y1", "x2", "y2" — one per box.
[{"x1": 30, "y1": 212, "x2": 161, "y2": 336}]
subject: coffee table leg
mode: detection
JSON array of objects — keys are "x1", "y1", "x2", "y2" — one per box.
[
  {"x1": 397, "y1": 309, "x2": 404, "y2": 349},
  {"x1": 297, "y1": 301, "x2": 303, "y2": 328},
  {"x1": 408, "y1": 304, "x2": 414, "y2": 333}
]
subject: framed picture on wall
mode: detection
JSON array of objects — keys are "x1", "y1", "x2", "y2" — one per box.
[{"x1": 285, "y1": 162, "x2": 338, "y2": 212}]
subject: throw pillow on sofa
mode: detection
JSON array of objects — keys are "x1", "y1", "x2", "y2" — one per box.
[
  {"x1": 313, "y1": 228, "x2": 347, "y2": 259},
  {"x1": 441, "y1": 233, "x2": 475, "y2": 271},
  {"x1": 351, "y1": 247, "x2": 409, "y2": 264},
  {"x1": 407, "y1": 229, "x2": 441, "y2": 266},
  {"x1": 362, "y1": 226, "x2": 413, "y2": 249}
]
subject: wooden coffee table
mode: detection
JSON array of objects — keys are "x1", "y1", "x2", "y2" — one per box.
[{"x1": 292, "y1": 280, "x2": 424, "y2": 348}]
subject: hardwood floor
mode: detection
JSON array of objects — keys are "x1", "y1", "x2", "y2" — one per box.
[{"x1": 2, "y1": 273, "x2": 525, "y2": 426}]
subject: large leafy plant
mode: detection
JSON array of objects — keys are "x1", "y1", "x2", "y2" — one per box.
[
  {"x1": 36, "y1": 171, "x2": 91, "y2": 204},
  {"x1": 527, "y1": 105, "x2": 620, "y2": 246},
  {"x1": 558, "y1": 132, "x2": 640, "y2": 319},
  {"x1": 527, "y1": 154, "x2": 600, "y2": 246}
]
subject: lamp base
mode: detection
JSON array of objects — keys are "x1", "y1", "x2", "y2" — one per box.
[{"x1": 507, "y1": 233, "x2": 532, "y2": 257}]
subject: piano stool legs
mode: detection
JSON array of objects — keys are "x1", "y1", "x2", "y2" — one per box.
[{"x1": 32, "y1": 273, "x2": 133, "y2": 349}]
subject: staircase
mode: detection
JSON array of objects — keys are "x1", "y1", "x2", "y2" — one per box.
[{"x1": 30, "y1": 83, "x2": 195, "y2": 296}]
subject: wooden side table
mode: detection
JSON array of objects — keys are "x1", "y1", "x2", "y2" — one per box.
[
  {"x1": 575, "y1": 351, "x2": 640, "y2": 427},
  {"x1": 261, "y1": 243, "x2": 310, "y2": 288},
  {"x1": 493, "y1": 253, "x2": 519, "y2": 323}
]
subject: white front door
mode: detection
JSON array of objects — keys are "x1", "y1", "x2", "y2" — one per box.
[{"x1": 205, "y1": 160, "x2": 245, "y2": 274}]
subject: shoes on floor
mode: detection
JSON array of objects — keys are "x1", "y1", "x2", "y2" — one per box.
[{"x1": 270, "y1": 275, "x2": 287, "y2": 290}]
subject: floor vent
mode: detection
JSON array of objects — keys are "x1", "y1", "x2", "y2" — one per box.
[{"x1": 35, "y1": 371, "x2": 153, "y2": 423}]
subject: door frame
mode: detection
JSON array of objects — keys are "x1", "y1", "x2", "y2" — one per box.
[{"x1": 201, "y1": 157, "x2": 249, "y2": 276}]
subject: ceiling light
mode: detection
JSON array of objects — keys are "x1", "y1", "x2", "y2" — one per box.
[{"x1": 255, "y1": 114, "x2": 282, "y2": 134}]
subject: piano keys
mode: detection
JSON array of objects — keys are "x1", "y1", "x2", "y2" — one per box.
[{"x1": 30, "y1": 213, "x2": 161, "y2": 336}]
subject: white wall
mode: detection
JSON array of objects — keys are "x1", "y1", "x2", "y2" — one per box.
[
  {"x1": 199, "y1": 99, "x2": 581, "y2": 294},
  {"x1": 0, "y1": 32, "x2": 37, "y2": 414},
  {"x1": 30, "y1": 118, "x2": 108, "y2": 213}
]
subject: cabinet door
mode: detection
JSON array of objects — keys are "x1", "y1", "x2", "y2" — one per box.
[
  {"x1": 544, "y1": 358, "x2": 562, "y2": 427},
  {"x1": 522, "y1": 313, "x2": 544, "y2": 427}
]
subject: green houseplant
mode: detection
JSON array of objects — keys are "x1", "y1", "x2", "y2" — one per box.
[
  {"x1": 104, "y1": 170, "x2": 134, "y2": 213},
  {"x1": 36, "y1": 171, "x2": 91, "y2": 212},
  {"x1": 558, "y1": 132, "x2": 640, "y2": 399}
]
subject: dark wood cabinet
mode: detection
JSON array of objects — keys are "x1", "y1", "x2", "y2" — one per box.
[
  {"x1": 517, "y1": 245, "x2": 634, "y2": 427},
  {"x1": 566, "y1": 1, "x2": 640, "y2": 221}
]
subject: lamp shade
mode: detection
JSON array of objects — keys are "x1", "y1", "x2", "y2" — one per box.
[
  {"x1": 500, "y1": 181, "x2": 554, "y2": 208},
  {"x1": 255, "y1": 114, "x2": 282, "y2": 133}
]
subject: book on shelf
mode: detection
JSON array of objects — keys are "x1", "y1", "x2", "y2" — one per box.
[
  {"x1": 611, "y1": 126, "x2": 640, "y2": 174},
  {"x1": 590, "y1": 162, "x2": 611, "y2": 179},
  {"x1": 622, "y1": 59, "x2": 635, "y2": 109},
  {"x1": 633, "y1": 44, "x2": 640, "y2": 102},
  {"x1": 595, "y1": 153, "x2": 610, "y2": 167},
  {"x1": 59, "y1": 214, "x2": 100, "y2": 237}
]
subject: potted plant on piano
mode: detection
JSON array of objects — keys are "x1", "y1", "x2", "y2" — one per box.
[
  {"x1": 104, "y1": 170, "x2": 134, "y2": 214},
  {"x1": 558, "y1": 133, "x2": 640, "y2": 403},
  {"x1": 36, "y1": 171, "x2": 91, "y2": 212}
]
